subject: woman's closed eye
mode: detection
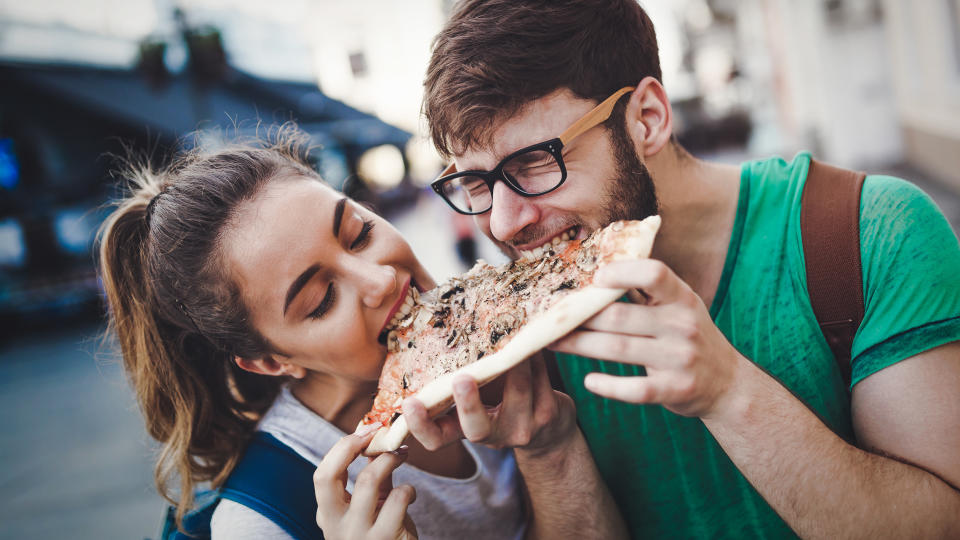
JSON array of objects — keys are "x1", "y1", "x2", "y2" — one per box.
[
  {"x1": 309, "y1": 283, "x2": 337, "y2": 320},
  {"x1": 350, "y1": 219, "x2": 375, "y2": 250}
]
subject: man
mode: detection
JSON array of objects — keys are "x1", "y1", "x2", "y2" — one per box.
[{"x1": 403, "y1": 0, "x2": 960, "y2": 538}]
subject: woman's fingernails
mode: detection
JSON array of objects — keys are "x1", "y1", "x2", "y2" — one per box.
[
  {"x1": 391, "y1": 445, "x2": 409, "y2": 458},
  {"x1": 355, "y1": 423, "x2": 381, "y2": 437}
]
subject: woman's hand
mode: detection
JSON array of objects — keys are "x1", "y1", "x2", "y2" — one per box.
[{"x1": 314, "y1": 426, "x2": 418, "y2": 540}]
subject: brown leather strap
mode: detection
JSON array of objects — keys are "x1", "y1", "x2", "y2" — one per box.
[{"x1": 800, "y1": 159, "x2": 866, "y2": 387}]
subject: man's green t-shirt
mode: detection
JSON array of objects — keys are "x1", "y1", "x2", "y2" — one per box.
[{"x1": 556, "y1": 153, "x2": 960, "y2": 538}]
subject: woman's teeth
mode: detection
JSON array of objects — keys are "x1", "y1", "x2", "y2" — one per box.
[
  {"x1": 519, "y1": 228, "x2": 576, "y2": 261},
  {"x1": 385, "y1": 286, "x2": 418, "y2": 330}
]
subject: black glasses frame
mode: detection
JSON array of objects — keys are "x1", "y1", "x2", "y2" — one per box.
[
  {"x1": 430, "y1": 138, "x2": 567, "y2": 215},
  {"x1": 430, "y1": 86, "x2": 636, "y2": 216}
]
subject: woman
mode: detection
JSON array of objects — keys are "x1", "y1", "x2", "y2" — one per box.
[{"x1": 98, "y1": 127, "x2": 526, "y2": 539}]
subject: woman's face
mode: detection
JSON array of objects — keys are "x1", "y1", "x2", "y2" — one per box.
[{"x1": 222, "y1": 176, "x2": 434, "y2": 382}]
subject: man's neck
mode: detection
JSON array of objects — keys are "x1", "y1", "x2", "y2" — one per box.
[{"x1": 646, "y1": 148, "x2": 742, "y2": 308}]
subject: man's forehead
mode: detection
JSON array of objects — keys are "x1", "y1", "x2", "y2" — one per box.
[{"x1": 453, "y1": 88, "x2": 592, "y2": 168}]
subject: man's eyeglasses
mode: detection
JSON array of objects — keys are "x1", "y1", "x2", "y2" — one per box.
[{"x1": 431, "y1": 86, "x2": 635, "y2": 215}]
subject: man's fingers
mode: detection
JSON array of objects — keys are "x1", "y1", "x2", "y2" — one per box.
[
  {"x1": 347, "y1": 448, "x2": 409, "y2": 524},
  {"x1": 579, "y1": 302, "x2": 703, "y2": 344},
  {"x1": 528, "y1": 355, "x2": 553, "y2": 400},
  {"x1": 582, "y1": 372, "x2": 667, "y2": 404},
  {"x1": 528, "y1": 355, "x2": 564, "y2": 431},
  {"x1": 371, "y1": 484, "x2": 418, "y2": 539},
  {"x1": 452, "y1": 375, "x2": 493, "y2": 442},
  {"x1": 402, "y1": 397, "x2": 463, "y2": 451},
  {"x1": 314, "y1": 425, "x2": 379, "y2": 523},
  {"x1": 576, "y1": 302, "x2": 661, "y2": 336},
  {"x1": 594, "y1": 259, "x2": 686, "y2": 304},
  {"x1": 498, "y1": 361, "x2": 534, "y2": 416},
  {"x1": 490, "y1": 362, "x2": 536, "y2": 446},
  {"x1": 549, "y1": 330, "x2": 675, "y2": 368}
]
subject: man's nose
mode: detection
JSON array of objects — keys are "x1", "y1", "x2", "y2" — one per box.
[
  {"x1": 358, "y1": 263, "x2": 397, "y2": 308},
  {"x1": 487, "y1": 181, "x2": 540, "y2": 244}
]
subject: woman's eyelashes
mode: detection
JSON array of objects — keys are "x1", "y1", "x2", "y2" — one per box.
[
  {"x1": 308, "y1": 283, "x2": 337, "y2": 320},
  {"x1": 349, "y1": 219, "x2": 375, "y2": 250},
  {"x1": 307, "y1": 217, "x2": 373, "y2": 321}
]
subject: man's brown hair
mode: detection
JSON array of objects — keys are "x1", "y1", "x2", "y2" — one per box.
[{"x1": 424, "y1": 0, "x2": 661, "y2": 159}]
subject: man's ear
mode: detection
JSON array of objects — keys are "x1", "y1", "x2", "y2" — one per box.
[
  {"x1": 234, "y1": 356, "x2": 307, "y2": 379},
  {"x1": 624, "y1": 76, "x2": 674, "y2": 158}
]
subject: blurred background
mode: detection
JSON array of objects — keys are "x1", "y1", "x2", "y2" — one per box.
[{"x1": 1, "y1": 0, "x2": 959, "y2": 538}]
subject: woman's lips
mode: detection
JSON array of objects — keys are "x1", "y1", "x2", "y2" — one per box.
[{"x1": 379, "y1": 277, "x2": 412, "y2": 336}]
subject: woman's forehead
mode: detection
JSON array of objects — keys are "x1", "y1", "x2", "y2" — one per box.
[
  {"x1": 235, "y1": 179, "x2": 334, "y2": 238},
  {"x1": 223, "y1": 179, "x2": 338, "y2": 302}
]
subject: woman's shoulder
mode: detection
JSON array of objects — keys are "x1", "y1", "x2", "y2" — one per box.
[
  {"x1": 258, "y1": 386, "x2": 346, "y2": 465},
  {"x1": 210, "y1": 499, "x2": 293, "y2": 540}
]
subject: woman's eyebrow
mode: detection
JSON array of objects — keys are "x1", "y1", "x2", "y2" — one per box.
[
  {"x1": 284, "y1": 263, "x2": 321, "y2": 316},
  {"x1": 332, "y1": 197, "x2": 347, "y2": 238}
]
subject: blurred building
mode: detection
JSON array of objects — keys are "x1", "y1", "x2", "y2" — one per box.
[
  {"x1": 3, "y1": 0, "x2": 959, "y2": 335},
  {"x1": 882, "y1": 0, "x2": 960, "y2": 190},
  {"x1": 721, "y1": 0, "x2": 959, "y2": 188},
  {"x1": 0, "y1": 23, "x2": 412, "y2": 335}
]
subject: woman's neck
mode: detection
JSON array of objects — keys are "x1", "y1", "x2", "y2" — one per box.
[
  {"x1": 290, "y1": 370, "x2": 478, "y2": 479},
  {"x1": 290, "y1": 373, "x2": 377, "y2": 434}
]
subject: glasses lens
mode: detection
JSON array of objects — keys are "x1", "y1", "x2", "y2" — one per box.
[
  {"x1": 440, "y1": 175, "x2": 491, "y2": 213},
  {"x1": 502, "y1": 149, "x2": 563, "y2": 194}
]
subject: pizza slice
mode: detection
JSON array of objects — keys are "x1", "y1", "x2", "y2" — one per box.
[{"x1": 362, "y1": 215, "x2": 661, "y2": 454}]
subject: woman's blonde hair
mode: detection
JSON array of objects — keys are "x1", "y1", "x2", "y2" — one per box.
[{"x1": 97, "y1": 124, "x2": 321, "y2": 526}]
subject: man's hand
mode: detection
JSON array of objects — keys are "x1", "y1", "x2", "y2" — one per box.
[
  {"x1": 402, "y1": 354, "x2": 577, "y2": 456},
  {"x1": 550, "y1": 259, "x2": 745, "y2": 419},
  {"x1": 403, "y1": 354, "x2": 629, "y2": 539}
]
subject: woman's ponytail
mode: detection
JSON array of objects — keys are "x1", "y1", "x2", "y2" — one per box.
[{"x1": 97, "y1": 147, "x2": 292, "y2": 525}]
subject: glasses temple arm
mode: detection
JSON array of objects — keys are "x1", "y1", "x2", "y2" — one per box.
[{"x1": 558, "y1": 86, "x2": 635, "y2": 146}]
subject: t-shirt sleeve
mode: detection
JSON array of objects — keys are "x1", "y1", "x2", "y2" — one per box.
[
  {"x1": 851, "y1": 175, "x2": 960, "y2": 386},
  {"x1": 210, "y1": 498, "x2": 294, "y2": 540}
]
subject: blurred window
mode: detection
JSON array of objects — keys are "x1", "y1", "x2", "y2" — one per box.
[
  {"x1": 0, "y1": 218, "x2": 26, "y2": 268},
  {"x1": 349, "y1": 51, "x2": 368, "y2": 77},
  {"x1": 315, "y1": 146, "x2": 350, "y2": 192},
  {"x1": 948, "y1": 0, "x2": 960, "y2": 76},
  {"x1": 357, "y1": 144, "x2": 405, "y2": 190},
  {"x1": 0, "y1": 139, "x2": 20, "y2": 190},
  {"x1": 54, "y1": 208, "x2": 99, "y2": 257}
]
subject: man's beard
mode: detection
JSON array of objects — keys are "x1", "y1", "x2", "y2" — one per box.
[{"x1": 602, "y1": 115, "x2": 659, "y2": 224}]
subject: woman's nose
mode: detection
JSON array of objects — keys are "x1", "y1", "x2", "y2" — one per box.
[{"x1": 358, "y1": 263, "x2": 397, "y2": 308}]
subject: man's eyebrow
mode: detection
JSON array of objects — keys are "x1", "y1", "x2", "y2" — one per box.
[
  {"x1": 332, "y1": 197, "x2": 347, "y2": 238},
  {"x1": 284, "y1": 263, "x2": 321, "y2": 316}
]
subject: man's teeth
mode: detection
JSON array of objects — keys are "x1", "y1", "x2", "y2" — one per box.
[{"x1": 519, "y1": 229, "x2": 575, "y2": 261}]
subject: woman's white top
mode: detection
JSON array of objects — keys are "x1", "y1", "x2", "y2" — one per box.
[{"x1": 210, "y1": 386, "x2": 527, "y2": 539}]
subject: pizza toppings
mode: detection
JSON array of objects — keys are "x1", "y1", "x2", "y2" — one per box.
[
  {"x1": 362, "y1": 224, "x2": 613, "y2": 428},
  {"x1": 360, "y1": 216, "x2": 662, "y2": 455}
]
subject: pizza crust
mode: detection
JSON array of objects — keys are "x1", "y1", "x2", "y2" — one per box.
[{"x1": 364, "y1": 215, "x2": 660, "y2": 454}]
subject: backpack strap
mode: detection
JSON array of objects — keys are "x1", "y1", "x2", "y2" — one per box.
[
  {"x1": 800, "y1": 158, "x2": 867, "y2": 387},
  {"x1": 160, "y1": 432, "x2": 323, "y2": 540},
  {"x1": 220, "y1": 431, "x2": 324, "y2": 540}
]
